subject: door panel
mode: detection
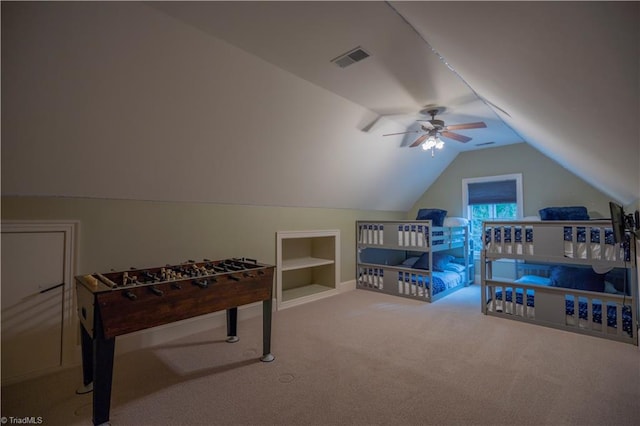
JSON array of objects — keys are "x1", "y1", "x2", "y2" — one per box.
[{"x1": 1, "y1": 231, "x2": 66, "y2": 380}]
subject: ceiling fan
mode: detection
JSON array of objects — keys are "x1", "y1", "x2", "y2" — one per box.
[{"x1": 383, "y1": 108, "x2": 487, "y2": 154}]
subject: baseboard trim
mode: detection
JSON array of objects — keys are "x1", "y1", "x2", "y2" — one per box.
[{"x1": 339, "y1": 279, "x2": 356, "y2": 292}]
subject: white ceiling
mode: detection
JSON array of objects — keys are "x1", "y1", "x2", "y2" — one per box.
[
  {"x1": 150, "y1": 1, "x2": 639, "y2": 205},
  {"x1": 150, "y1": 1, "x2": 522, "y2": 151},
  {"x1": 2, "y1": 1, "x2": 638, "y2": 211}
]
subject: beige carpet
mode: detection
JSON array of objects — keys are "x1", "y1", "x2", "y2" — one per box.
[{"x1": 2, "y1": 285, "x2": 639, "y2": 425}]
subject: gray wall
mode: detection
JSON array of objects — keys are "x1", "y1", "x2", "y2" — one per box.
[
  {"x1": 1, "y1": 197, "x2": 403, "y2": 282},
  {"x1": 1, "y1": 143, "x2": 620, "y2": 281},
  {"x1": 408, "y1": 143, "x2": 615, "y2": 220}
]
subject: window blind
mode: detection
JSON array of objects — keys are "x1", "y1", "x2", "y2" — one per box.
[{"x1": 467, "y1": 179, "x2": 517, "y2": 205}]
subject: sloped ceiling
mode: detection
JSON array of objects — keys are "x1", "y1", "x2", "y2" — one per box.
[
  {"x1": 149, "y1": 1, "x2": 524, "y2": 150},
  {"x1": 1, "y1": 1, "x2": 638, "y2": 211},
  {"x1": 150, "y1": 1, "x2": 639, "y2": 206},
  {"x1": 396, "y1": 1, "x2": 640, "y2": 207}
]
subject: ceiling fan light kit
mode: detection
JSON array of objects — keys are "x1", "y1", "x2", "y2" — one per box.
[{"x1": 422, "y1": 135, "x2": 444, "y2": 157}]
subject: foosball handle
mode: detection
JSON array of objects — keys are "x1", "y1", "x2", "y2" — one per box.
[
  {"x1": 149, "y1": 286, "x2": 164, "y2": 296},
  {"x1": 193, "y1": 279, "x2": 208, "y2": 288}
]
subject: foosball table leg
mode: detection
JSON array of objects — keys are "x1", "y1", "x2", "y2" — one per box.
[
  {"x1": 225, "y1": 307, "x2": 239, "y2": 343},
  {"x1": 77, "y1": 318, "x2": 116, "y2": 425},
  {"x1": 260, "y1": 298, "x2": 275, "y2": 362},
  {"x1": 92, "y1": 335, "x2": 115, "y2": 425},
  {"x1": 78, "y1": 325, "x2": 94, "y2": 393}
]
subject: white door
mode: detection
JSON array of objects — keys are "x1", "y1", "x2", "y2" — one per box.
[{"x1": 1, "y1": 228, "x2": 70, "y2": 383}]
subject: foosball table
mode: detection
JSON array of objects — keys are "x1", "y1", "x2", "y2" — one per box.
[{"x1": 75, "y1": 257, "x2": 275, "y2": 426}]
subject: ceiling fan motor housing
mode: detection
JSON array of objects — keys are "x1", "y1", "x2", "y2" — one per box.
[{"x1": 430, "y1": 119, "x2": 445, "y2": 130}]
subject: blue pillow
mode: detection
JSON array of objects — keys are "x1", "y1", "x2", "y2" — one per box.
[
  {"x1": 412, "y1": 253, "x2": 430, "y2": 270},
  {"x1": 416, "y1": 208, "x2": 447, "y2": 226},
  {"x1": 539, "y1": 206, "x2": 589, "y2": 221},
  {"x1": 433, "y1": 253, "x2": 454, "y2": 271},
  {"x1": 549, "y1": 266, "x2": 604, "y2": 292},
  {"x1": 412, "y1": 252, "x2": 454, "y2": 271}
]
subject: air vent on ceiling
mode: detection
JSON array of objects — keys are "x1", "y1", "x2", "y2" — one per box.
[
  {"x1": 475, "y1": 141, "x2": 496, "y2": 147},
  {"x1": 331, "y1": 46, "x2": 370, "y2": 68}
]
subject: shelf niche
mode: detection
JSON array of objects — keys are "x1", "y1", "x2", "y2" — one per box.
[{"x1": 276, "y1": 230, "x2": 340, "y2": 310}]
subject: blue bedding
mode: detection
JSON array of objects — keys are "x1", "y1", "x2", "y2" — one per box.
[
  {"x1": 492, "y1": 289, "x2": 633, "y2": 336},
  {"x1": 400, "y1": 270, "x2": 462, "y2": 295}
]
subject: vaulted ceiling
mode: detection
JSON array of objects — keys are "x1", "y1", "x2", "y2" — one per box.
[
  {"x1": 2, "y1": 1, "x2": 638, "y2": 210},
  {"x1": 150, "y1": 1, "x2": 639, "y2": 205}
]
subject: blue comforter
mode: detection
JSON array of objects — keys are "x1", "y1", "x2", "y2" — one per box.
[{"x1": 401, "y1": 270, "x2": 461, "y2": 295}]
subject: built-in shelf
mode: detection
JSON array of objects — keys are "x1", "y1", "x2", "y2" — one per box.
[
  {"x1": 276, "y1": 230, "x2": 340, "y2": 310},
  {"x1": 282, "y1": 257, "x2": 335, "y2": 271}
]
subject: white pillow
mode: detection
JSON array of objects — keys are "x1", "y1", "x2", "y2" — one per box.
[
  {"x1": 401, "y1": 257, "x2": 420, "y2": 267},
  {"x1": 444, "y1": 263, "x2": 465, "y2": 273},
  {"x1": 604, "y1": 281, "x2": 624, "y2": 295},
  {"x1": 443, "y1": 217, "x2": 469, "y2": 227},
  {"x1": 515, "y1": 275, "x2": 551, "y2": 285}
]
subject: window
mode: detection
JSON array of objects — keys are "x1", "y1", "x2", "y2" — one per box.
[{"x1": 462, "y1": 174, "x2": 523, "y2": 256}]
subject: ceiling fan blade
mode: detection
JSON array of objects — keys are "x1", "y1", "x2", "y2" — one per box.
[
  {"x1": 409, "y1": 134, "x2": 429, "y2": 148},
  {"x1": 440, "y1": 131, "x2": 472, "y2": 143},
  {"x1": 361, "y1": 110, "x2": 416, "y2": 132},
  {"x1": 383, "y1": 130, "x2": 420, "y2": 137},
  {"x1": 361, "y1": 116, "x2": 382, "y2": 132},
  {"x1": 446, "y1": 121, "x2": 487, "y2": 131}
]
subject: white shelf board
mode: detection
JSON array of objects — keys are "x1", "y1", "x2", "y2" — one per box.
[
  {"x1": 282, "y1": 284, "x2": 335, "y2": 302},
  {"x1": 281, "y1": 257, "x2": 334, "y2": 271}
]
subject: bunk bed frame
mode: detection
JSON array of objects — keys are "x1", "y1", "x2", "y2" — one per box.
[
  {"x1": 356, "y1": 220, "x2": 470, "y2": 302},
  {"x1": 481, "y1": 220, "x2": 638, "y2": 345}
]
